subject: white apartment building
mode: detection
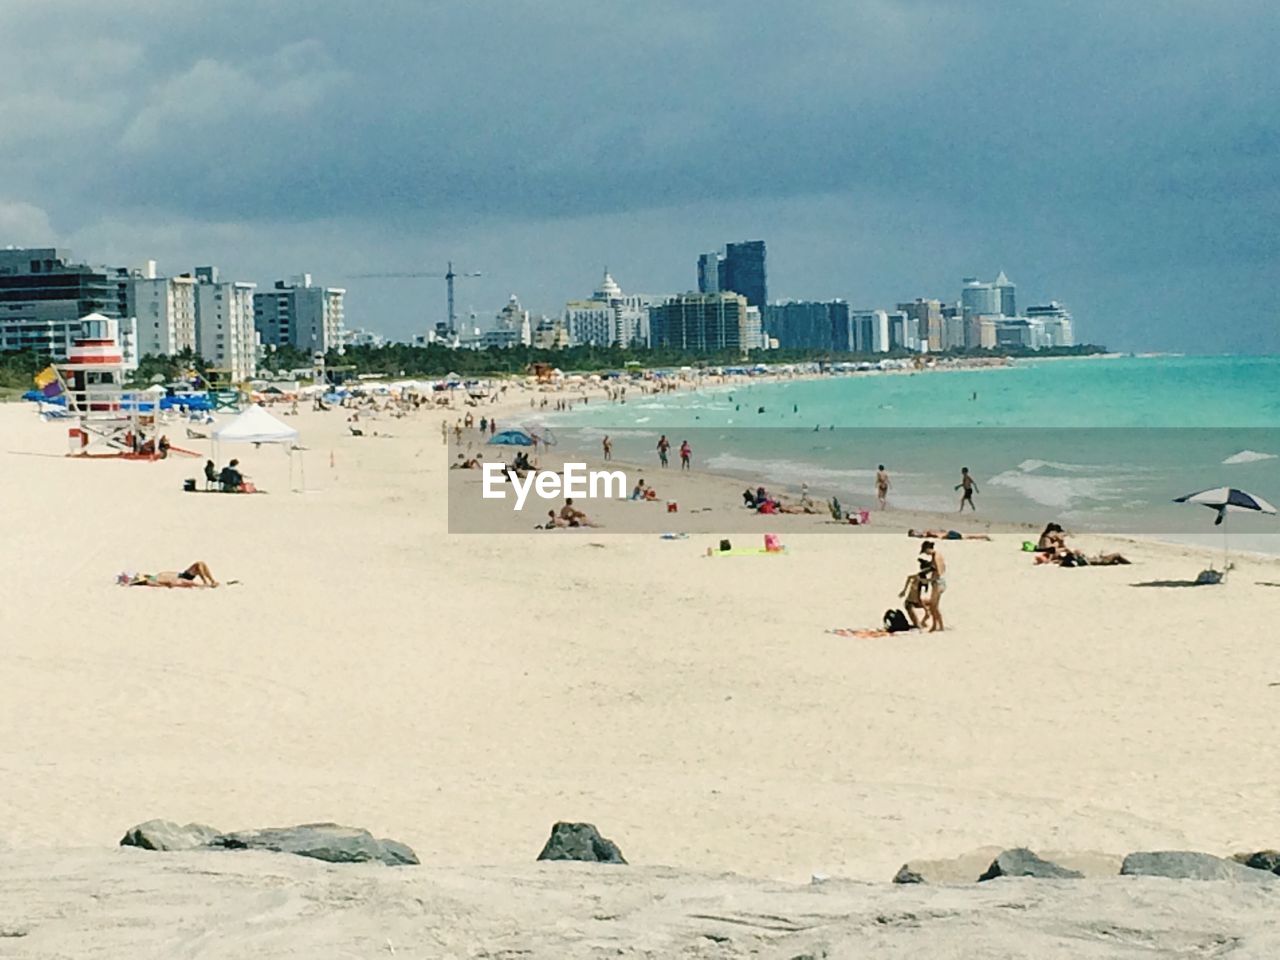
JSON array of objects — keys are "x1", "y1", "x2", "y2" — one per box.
[
  {"x1": 192, "y1": 267, "x2": 258, "y2": 382},
  {"x1": 1025, "y1": 302, "x2": 1075, "y2": 347},
  {"x1": 851, "y1": 309, "x2": 891, "y2": 353},
  {"x1": 492, "y1": 294, "x2": 532, "y2": 347},
  {"x1": 742, "y1": 305, "x2": 765, "y2": 350},
  {"x1": 563, "y1": 272, "x2": 654, "y2": 347},
  {"x1": 128, "y1": 274, "x2": 198, "y2": 357},
  {"x1": 254, "y1": 274, "x2": 346, "y2": 355}
]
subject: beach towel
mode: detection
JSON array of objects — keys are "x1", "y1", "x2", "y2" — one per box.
[
  {"x1": 825, "y1": 628, "x2": 893, "y2": 638},
  {"x1": 708, "y1": 548, "x2": 788, "y2": 557}
]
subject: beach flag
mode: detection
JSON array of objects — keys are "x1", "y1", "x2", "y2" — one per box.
[{"x1": 34, "y1": 365, "x2": 63, "y2": 398}]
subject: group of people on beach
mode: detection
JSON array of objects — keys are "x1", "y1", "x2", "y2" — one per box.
[
  {"x1": 202, "y1": 458, "x2": 256, "y2": 493},
  {"x1": 873, "y1": 465, "x2": 979, "y2": 513},
  {"x1": 898, "y1": 540, "x2": 947, "y2": 632},
  {"x1": 655, "y1": 435, "x2": 691, "y2": 470},
  {"x1": 1032, "y1": 523, "x2": 1130, "y2": 567}
]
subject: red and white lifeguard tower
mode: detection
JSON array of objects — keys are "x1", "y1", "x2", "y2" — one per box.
[{"x1": 58, "y1": 313, "x2": 146, "y2": 456}]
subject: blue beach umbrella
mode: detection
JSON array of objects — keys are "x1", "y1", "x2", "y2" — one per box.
[
  {"x1": 488, "y1": 429, "x2": 534, "y2": 447},
  {"x1": 1174, "y1": 486, "x2": 1277, "y2": 571}
]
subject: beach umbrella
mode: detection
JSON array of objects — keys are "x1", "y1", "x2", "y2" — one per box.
[
  {"x1": 1174, "y1": 486, "x2": 1276, "y2": 571},
  {"x1": 488, "y1": 429, "x2": 534, "y2": 447}
]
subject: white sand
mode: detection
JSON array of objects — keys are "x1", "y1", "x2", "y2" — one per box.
[
  {"x1": 2, "y1": 397, "x2": 1278, "y2": 892},
  {"x1": 4, "y1": 849, "x2": 1280, "y2": 958}
]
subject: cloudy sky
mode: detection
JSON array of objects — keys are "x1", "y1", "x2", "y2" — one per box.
[{"x1": 3, "y1": 1, "x2": 1276, "y2": 352}]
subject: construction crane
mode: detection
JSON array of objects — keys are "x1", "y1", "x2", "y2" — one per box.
[{"x1": 347, "y1": 261, "x2": 482, "y2": 340}]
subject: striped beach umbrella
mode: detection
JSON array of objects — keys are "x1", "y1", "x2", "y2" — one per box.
[
  {"x1": 1174, "y1": 487, "x2": 1277, "y2": 525},
  {"x1": 1174, "y1": 487, "x2": 1277, "y2": 573}
]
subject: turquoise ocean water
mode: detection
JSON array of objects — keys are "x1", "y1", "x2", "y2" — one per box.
[{"x1": 547, "y1": 356, "x2": 1280, "y2": 553}]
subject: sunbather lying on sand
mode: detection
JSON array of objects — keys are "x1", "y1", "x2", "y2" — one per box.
[
  {"x1": 120, "y1": 561, "x2": 219, "y2": 588},
  {"x1": 908, "y1": 528, "x2": 991, "y2": 540}
]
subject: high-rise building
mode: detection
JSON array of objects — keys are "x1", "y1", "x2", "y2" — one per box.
[
  {"x1": 899, "y1": 299, "x2": 943, "y2": 353},
  {"x1": 254, "y1": 274, "x2": 345, "y2": 355},
  {"x1": 0, "y1": 248, "x2": 134, "y2": 361},
  {"x1": 995, "y1": 270, "x2": 1016, "y2": 318},
  {"x1": 1025, "y1": 302, "x2": 1075, "y2": 346},
  {"x1": 765, "y1": 300, "x2": 851, "y2": 351},
  {"x1": 720, "y1": 240, "x2": 767, "y2": 309},
  {"x1": 649, "y1": 292, "x2": 751, "y2": 352},
  {"x1": 191, "y1": 267, "x2": 258, "y2": 382},
  {"x1": 886, "y1": 310, "x2": 921, "y2": 352},
  {"x1": 961, "y1": 278, "x2": 1002, "y2": 349},
  {"x1": 941, "y1": 303, "x2": 966, "y2": 351},
  {"x1": 742, "y1": 305, "x2": 764, "y2": 351},
  {"x1": 564, "y1": 271, "x2": 654, "y2": 346},
  {"x1": 484, "y1": 294, "x2": 532, "y2": 348},
  {"x1": 961, "y1": 277, "x2": 1001, "y2": 320},
  {"x1": 697, "y1": 252, "x2": 723, "y2": 294},
  {"x1": 851, "y1": 309, "x2": 890, "y2": 353},
  {"x1": 128, "y1": 273, "x2": 198, "y2": 357}
]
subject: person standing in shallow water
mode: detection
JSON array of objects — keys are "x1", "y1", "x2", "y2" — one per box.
[
  {"x1": 876, "y1": 465, "x2": 891, "y2": 510},
  {"x1": 602, "y1": 435, "x2": 612, "y2": 461},
  {"x1": 956, "y1": 467, "x2": 978, "y2": 512},
  {"x1": 657, "y1": 435, "x2": 670, "y2": 468},
  {"x1": 679, "y1": 439, "x2": 691, "y2": 471}
]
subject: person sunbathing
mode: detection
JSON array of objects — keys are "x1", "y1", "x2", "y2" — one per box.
[
  {"x1": 908, "y1": 528, "x2": 991, "y2": 540},
  {"x1": 1036, "y1": 523, "x2": 1066, "y2": 553},
  {"x1": 123, "y1": 561, "x2": 219, "y2": 588},
  {"x1": 538, "y1": 509, "x2": 567, "y2": 530},
  {"x1": 559, "y1": 498, "x2": 600, "y2": 527}
]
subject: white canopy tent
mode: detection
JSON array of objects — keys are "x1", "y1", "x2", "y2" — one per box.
[{"x1": 212, "y1": 405, "x2": 304, "y2": 491}]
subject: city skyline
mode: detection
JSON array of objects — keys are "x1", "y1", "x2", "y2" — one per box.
[{"x1": 2, "y1": 2, "x2": 1277, "y2": 354}]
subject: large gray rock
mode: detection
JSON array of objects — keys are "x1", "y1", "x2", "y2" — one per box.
[
  {"x1": 209, "y1": 823, "x2": 419, "y2": 866},
  {"x1": 1121, "y1": 851, "x2": 1274, "y2": 881},
  {"x1": 120, "y1": 819, "x2": 221, "y2": 851},
  {"x1": 1233, "y1": 850, "x2": 1280, "y2": 873},
  {"x1": 894, "y1": 847, "x2": 1121, "y2": 883},
  {"x1": 978, "y1": 848, "x2": 1084, "y2": 881},
  {"x1": 537, "y1": 822, "x2": 626, "y2": 864}
]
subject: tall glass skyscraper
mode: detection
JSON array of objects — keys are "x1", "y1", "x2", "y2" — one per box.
[{"x1": 720, "y1": 240, "x2": 767, "y2": 309}]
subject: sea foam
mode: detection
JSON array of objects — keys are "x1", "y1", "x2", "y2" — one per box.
[{"x1": 1222, "y1": 450, "x2": 1277, "y2": 465}]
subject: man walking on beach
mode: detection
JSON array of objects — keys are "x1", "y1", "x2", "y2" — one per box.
[
  {"x1": 956, "y1": 467, "x2": 978, "y2": 512},
  {"x1": 602, "y1": 435, "x2": 612, "y2": 461},
  {"x1": 876, "y1": 465, "x2": 891, "y2": 510},
  {"x1": 657, "y1": 435, "x2": 670, "y2": 468}
]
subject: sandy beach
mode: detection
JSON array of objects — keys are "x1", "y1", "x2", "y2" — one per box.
[{"x1": 3, "y1": 393, "x2": 1280, "y2": 952}]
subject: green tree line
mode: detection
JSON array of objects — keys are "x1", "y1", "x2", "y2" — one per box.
[{"x1": 3, "y1": 341, "x2": 1108, "y2": 394}]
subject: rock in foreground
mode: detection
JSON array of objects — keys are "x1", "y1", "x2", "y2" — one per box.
[
  {"x1": 537, "y1": 822, "x2": 626, "y2": 864},
  {"x1": 978, "y1": 848, "x2": 1084, "y2": 881},
  {"x1": 1120, "y1": 851, "x2": 1273, "y2": 882},
  {"x1": 211, "y1": 823, "x2": 419, "y2": 866},
  {"x1": 119, "y1": 820, "x2": 418, "y2": 866},
  {"x1": 119, "y1": 820, "x2": 221, "y2": 852},
  {"x1": 1233, "y1": 850, "x2": 1280, "y2": 873}
]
